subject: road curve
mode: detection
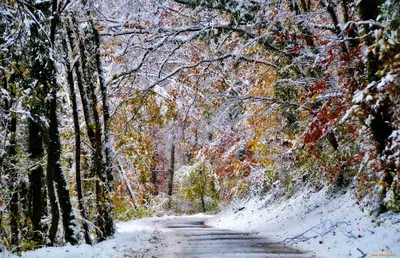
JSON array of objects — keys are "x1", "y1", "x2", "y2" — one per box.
[{"x1": 135, "y1": 216, "x2": 313, "y2": 258}]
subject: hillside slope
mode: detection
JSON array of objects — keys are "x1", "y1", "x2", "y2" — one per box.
[{"x1": 206, "y1": 187, "x2": 400, "y2": 257}]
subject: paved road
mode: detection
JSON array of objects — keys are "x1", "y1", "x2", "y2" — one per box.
[{"x1": 136, "y1": 216, "x2": 313, "y2": 258}]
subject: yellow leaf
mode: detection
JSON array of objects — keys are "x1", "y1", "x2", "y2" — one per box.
[{"x1": 311, "y1": 94, "x2": 318, "y2": 101}]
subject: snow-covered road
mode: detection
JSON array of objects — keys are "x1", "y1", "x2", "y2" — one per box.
[
  {"x1": 4, "y1": 215, "x2": 308, "y2": 258},
  {"x1": 6, "y1": 188, "x2": 399, "y2": 258},
  {"x1": 133, "y1": 216, "x2": 310, "y2": 258}
]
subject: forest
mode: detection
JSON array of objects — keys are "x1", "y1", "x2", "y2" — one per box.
[{"x1": 0, "y1": 0, "x2": 399, "y2": 253}]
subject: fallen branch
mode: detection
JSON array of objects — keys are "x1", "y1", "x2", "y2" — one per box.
[
  {"x1": 357, "y1": 248, "x2": 367, "y2": 258},
  {"x1": 282, "y1": 219, "x2": 356, "y2": 244}
]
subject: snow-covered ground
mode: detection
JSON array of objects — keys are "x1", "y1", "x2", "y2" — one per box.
[
  {"x1": 0, "y1": 220, "x2": 155, "y2": 258},
  {"x1": 206, "y1": 187, "x2": 400, "y2": 258},
  {"x1": 1, "y1": 188, "x2": 399, "y2": 258}
]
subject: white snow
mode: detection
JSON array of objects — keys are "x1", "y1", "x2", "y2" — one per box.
[
  {"x1": 0, "y1": 220, "x2": 155, "y2": 258},
  {"x1": 2, "y1": 190, "x2": 399, "y2": 258},
  {"x1": 339, "y1": 105, "x2": 358, "y2": 124},
  {"x1": 206, "y1": 187, "x2": 400, "y2": 258},
  {"x1": 352, "y1": 90, "x2": 364, "y2": 103},
  {"x1": 377, "y1": 73, "x2": 394, "y2": 91}
]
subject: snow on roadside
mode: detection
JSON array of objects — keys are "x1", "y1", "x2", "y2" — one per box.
[
  {"x1": 1, "y1": 220, "x2": 155, "y2": 258},
  {"x1": 206, "y1": 187, "x2": 400, "y2": 258}
]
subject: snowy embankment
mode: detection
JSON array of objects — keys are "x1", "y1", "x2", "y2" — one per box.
[
  {"x1": 1, "y1": 220, "x2": 155, "y2": 258},
  {"x1": 206, "y1": 187, "x2": 400, "y2": 257},
  {"x1": 2, "y1": 188, "x2": 399, "y2": 258}
]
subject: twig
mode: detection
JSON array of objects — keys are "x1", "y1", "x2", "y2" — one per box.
[
  {"x1": 282, "y1": 220, "x2": 355, "y2": 244},
  {"x1": 357, "y1": 248, "x2": 367, "y2": 258}
]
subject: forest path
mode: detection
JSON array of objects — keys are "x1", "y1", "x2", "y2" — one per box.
[{"x1": 133, "y1": 216, "x2": 311, "y2": 258}]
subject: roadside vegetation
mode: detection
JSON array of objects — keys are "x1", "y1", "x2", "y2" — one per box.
[{"x1": 0, "y1": 0, "x2": 399, "y2": 254}]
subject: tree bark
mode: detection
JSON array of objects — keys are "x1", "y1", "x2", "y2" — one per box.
[
  {"x1": 168, "y1": 134, "x2": 176, "y2": 197},
  {"x1": 91, "y1": 18, "x2": 115, "y2": 237},
  {"x1": 64, "y1": 33, "x2": 92, "y2": 245},
  {"x1": 341, "y1": 0, "x2": 359, "y2": 48},
  {"x1": 358, "y1": 0, "x2": 394, "y2": 213},
  {"x1": 91, "y1": 20, "x2": 114, "y2": 192},
  {"x1": 70, "y1": 16, "x2": 97, "y2": 151},
  {"x1": 71, "y1": 9, "x2": 114, "y2": 240},
  {"x1": 117, "y1": 158, "x2": 137, "y2": 205},
  {"x1": 46, "y1": 0, "x2": 78, "y2": 245},
  {"x1": 26, "y1": 18, "x2": 47, "y2": 245},
  {"x1": 47, "y1": 81, "x2": 79, "y2": 245},
  {"x1": 46, "y1": 129, "x2": 60, "y2": 246},
  {"x1": 4, "y1": 73, "x2": 19, "y2": 246}
]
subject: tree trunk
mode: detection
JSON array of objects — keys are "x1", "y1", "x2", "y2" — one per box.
[
  {"x1": 91, "y1": 18, "x2": 115, "y2": 237},
  {"x1": 91, "y1": 20, "x2": 114, "y2": 192},
  {"x1": 64, "y1": 34, "x2": 92, "y2": 245},
  {"x1": 200, "y1": 165, "x2": 206, "y2": 213},
  {"x1": 47, "y1": 83, "x2": 79, "y2": 245},
  {"x1": 29, "y1": 166, "x2": 44, "y2": 243},
  {"x1": 26, "y1": 19, "x2": 47, "y2": 245},
  {"x1": 4, "y1": 74, "x2": 19, "y2": 246},
  {"x1": 46, "y1": 134, "x2": 59, "y2": 246},
  {"x1": 46, "y1": 0, "x2": 78, "y2": 245},
  {"x1": 89, "y1": 80, "x2": 109, "y2": 240},
  {"x1": 68, "y1": 17, "x2": 97, "y2": 220},
  {"x1": 341, "y1": 0, "x2": 359, "y2": 48},
  {"x1": 70, "y1": 16, "x2": 97, "y2": 150},
  {"x1": 151, "y1": 168, "x2": 158, "y2": 195},
  {"x1": 200, "y1": 190, "x2": 206, "y2": 213},
  {"x1": 358, "y1": 0, "x2": 394, "y2": 213},
  {"x1": 28, "y1": 111, "x2": 45, "y2": 244},
  {"x1": 168, "y1": 134, "x2": 176, "y2": 197},
  {"x1": 71, "y1": 13, "x2": 111, "y2": 241},
  {"x1": 117, "y1": 157, "x2": 137, "y2": 206}
]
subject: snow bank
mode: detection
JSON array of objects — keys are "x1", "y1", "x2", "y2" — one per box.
[
  {"x1": 1, "y1": 220, "x2": 155, "y2": 258},
  {"x1": 206, "y1": 187, "x2": 400, "y2": 257}
]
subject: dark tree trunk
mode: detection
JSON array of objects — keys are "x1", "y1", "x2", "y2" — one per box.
[
  {"x1": 29, "y1": 166, "x2": 44, "y2": 243},
  {"x1": 27, "y1": 108, "x2": 46, "y2": 244},
  {"x1": 69, "y1": 17, "x2": 97, "y2": 219},
  {"x1": 25, "y1": 19, "x2": 47, "y2": 245},
  {"x1": 4, "y1": 74, "x2": 19, "y2": 246},
  {"x1": 46, "y1": 156, "x2": 59, "y2": 245},
  {"x1": 200, "y1": 188, "x2": 206, "y2": 213},
  {"x1": 322, "y1": 0, "x2": 349, "y2": 53},
  {"x1": 358, "y1": 0, "x2": 394, "y2": 213},
  {"x1": 151, "y1": 169, "x2": 158, "y2": 195},
  {"x1": 0, "y1": 73, "x2": 4, "y2": 238},
  {"x1": 91, "y1": 19, "x2": 115, "y2": 237},
  {"x1": 28, "y1": 110, "x2": 45, "y2": 244},
  {"x1": 46, "y1": 134, "x2": 60, "y2": 246},
  {"x1": 88, "y1": 79, "x2": 109, "y2": 240},
  {"x1": 40, "y1": 1, "x2": 58, "y2": 245},
  {"x1": 358, "y1": 0, "x2": 391, "y2": 144},
  {"x1": 327, "y1": 130, "x2": 339, "y2": 151},
  {"x1": 71, "y1": 12, "x2": 113, "y2": 240},
  {"x1": 48, "y1": 83, "x2": 79, "y2": 245},
  {"x1": 64, "y1": 34, "x2": 92, "y2": 245},
  {"x1": 341, "y1": 0, "x2": 359, "y2": 48},
  {"x1": 168, "y1": 134, "x2": 176, "y2": 197},
  {"x1": 70, "y1": 16, "x2": 96, "y2": 149},
  {"x1": 200, "y1": 165, "x2": 206, "y2": 213},
  {"x1": 358, "y1": 0, "x2": 383, "y2": 81},
  {"x1": 46, "y1": 0, "x2": 78, "y2": 245},
  {"x1": 200, "y1": 193, "x2": 206, "y2": 213},
  {"x1": 9, "y1": 176, "x2": 19, "y2": 247},
  {"x1": 92, "y1": 20, "x2": 114, "y2": 192}
]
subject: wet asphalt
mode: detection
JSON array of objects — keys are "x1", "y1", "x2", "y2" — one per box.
[{"x1": 138, "y1": 216, "x2": 314, "y2": 258}]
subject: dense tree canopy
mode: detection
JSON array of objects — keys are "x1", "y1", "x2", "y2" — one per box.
[{"x1": 0, "y1": 0, "x2": 399, "y2": 252}]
